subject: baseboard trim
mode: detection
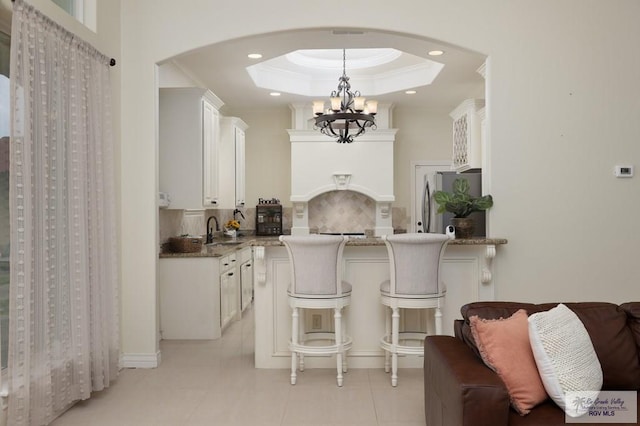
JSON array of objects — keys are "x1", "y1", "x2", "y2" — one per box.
[{"x1": 120, "y1": 351, "x2": 161, "y2": 369}]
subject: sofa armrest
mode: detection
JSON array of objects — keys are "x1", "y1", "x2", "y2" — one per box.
[{"x1": 424, "y1": 336, "x2": 510, "y2": 426}]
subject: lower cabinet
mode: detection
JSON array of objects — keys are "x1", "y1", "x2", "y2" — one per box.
[
  {"x1": 159, "y1": 257, "x2": 222, "y2": 339},
  {"x1": 238, "y1": 247, "x2": 253, "y2": 312},
  {"x1": 159, "y1": 250, "x2": 249, "y2": 339},
  {"x1": 220, "y1": 252, "x2": 239, "y2": 330}
]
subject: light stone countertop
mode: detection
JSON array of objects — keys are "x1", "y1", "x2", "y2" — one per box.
[{"x1": 159, "y1": 235, "x2": 508, "y2": 258}]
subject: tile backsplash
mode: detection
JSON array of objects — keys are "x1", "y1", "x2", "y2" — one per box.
[
  {"x1": 158, "y1": 194, "x2": 409, "y2": 245},
  {"x1": 158, "y1": 206, "x2": 292, "y2": 244},
  {"x1": 308, "y1": 190, "x2": 375, "y2": 234}
]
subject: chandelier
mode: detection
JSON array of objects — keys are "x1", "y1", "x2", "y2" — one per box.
[{"x1": 313, "y1": 49, "x2": 378, "y2": 144}]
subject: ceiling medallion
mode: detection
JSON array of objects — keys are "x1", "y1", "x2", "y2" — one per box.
[{"x1": 313, "y1": 49, "x2": 377, "y2": 144}]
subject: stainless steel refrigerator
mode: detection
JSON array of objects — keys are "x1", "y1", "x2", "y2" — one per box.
[{"x1": 420, "y1": 170, "x2": 486, "y2": 237}]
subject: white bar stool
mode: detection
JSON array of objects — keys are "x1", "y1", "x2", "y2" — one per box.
[
  {"x1": 380, "y1": 233, "x2": 451, "y2": 386},
  {"x1": 280, "y1": 235, "x2": 353, "y2": 387}
]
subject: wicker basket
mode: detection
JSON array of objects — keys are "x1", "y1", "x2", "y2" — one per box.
[{"x1": 168, "y1": 236, "x2": 203, "y2": 253}]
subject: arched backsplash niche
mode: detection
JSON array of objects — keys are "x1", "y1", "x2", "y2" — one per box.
[{"x1": 308, "y1": 190, "x2": 375, "y2": 234}]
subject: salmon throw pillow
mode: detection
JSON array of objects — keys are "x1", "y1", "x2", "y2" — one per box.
[{"x1": 470, "y1": 309, "x2": 548, "y2": 415}]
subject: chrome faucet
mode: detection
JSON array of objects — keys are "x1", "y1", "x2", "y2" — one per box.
[{"x1": 206, "y1": 215, "x2": 219, "y2": 244}]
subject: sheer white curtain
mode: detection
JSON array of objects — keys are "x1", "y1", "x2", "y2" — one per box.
[{"x1": 8, "y1": 0, "x2": 119, "y2": 424}]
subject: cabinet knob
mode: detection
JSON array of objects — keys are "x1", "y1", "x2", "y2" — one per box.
[{"x1": 228, "y1": 272, "x2": 234, "y2": 276}]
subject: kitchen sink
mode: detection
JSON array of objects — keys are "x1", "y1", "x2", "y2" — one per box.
[{"x1": 206, "y1": 241, "x2": 243, "y2": 246}]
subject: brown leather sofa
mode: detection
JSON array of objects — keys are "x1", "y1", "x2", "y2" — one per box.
[{"x1": 424, "y1": 301, "x2": 640, "y2": 426}]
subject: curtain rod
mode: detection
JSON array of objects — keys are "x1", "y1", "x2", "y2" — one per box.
[{"x1": 10, "y1": 0, "x2": 117, "y2": 66}]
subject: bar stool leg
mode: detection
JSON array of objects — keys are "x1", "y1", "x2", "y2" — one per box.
[
  {"x1": 334, "y1": 307, "x2": 343, "y2": 387},
  {"x1": 391, "y1": 307, "x2": 400, "y2": 387},
  {"x1": 291, "y1": 307, "x2": 298, "y2": 385},
  {"x1": 384, "y1": 306, "x2": 391, "y2": 373},
  {"x1": 299, "y1": 310, "x2": 305, "y2": 371},
  {"x1": 342, "y1": 307, "x2": 348, "y2": 373}
]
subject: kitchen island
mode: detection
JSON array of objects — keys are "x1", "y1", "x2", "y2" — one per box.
[{"x1": 251, "y1": 236, "x2": 507, "y2": 369}]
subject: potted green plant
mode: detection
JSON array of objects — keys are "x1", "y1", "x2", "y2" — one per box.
[{"x1": 433, "y1": 178, "x2": 493, "y2": 238}]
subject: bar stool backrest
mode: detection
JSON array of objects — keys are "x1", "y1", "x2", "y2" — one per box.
[
  {"x1": 383, "y1": 233, "x2": 450, "y2": 297},
  {"x1": 280, "y1": 235, "x2": 348, "y2": 297}
]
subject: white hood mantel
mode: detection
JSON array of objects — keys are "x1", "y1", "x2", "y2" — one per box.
[{"x1": 288, "y1": 104, "x2": 397, "y2": 236}]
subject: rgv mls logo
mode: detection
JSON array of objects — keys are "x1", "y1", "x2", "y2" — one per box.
[{"x1": 565, "y1": 391, "x2": 637, "y2": 423}]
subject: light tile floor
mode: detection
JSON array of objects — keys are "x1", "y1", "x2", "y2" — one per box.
[{"x1": 51, "y1": 305, "x2": 426, "y2": 426}]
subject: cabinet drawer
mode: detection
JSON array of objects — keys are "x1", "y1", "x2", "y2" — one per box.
[{"x1": 220, "y1": 253, "x2": 237, "y2": 271}]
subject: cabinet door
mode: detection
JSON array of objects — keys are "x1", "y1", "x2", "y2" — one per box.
[
  {"x1": 220, "y1": 269, "x2": 239, "y2": 329},
  {"x1": 450, "y1": 99, "x2": 484, "y2": 172},
  {"x1": 159, "y1": 88, "x2": 222, "y2": 210},
  {"x1": 218, "y1": 117, "x2": 248, "y2": 209},
  {"x1": 220, "y1": 271, "x2": 231, "y2": 329},
  {"x1": 240, "y1": 259, "x2": 253, "y2": 311},
  {"x1": 234, "y1": 127, "x2": 245, "y2": 207},
  {"x1": 228, "y1": 269, "x2": 239, "y2": 322},
  {"x1": 202, "y1": 99, "x2": 219, "y2": 207}
]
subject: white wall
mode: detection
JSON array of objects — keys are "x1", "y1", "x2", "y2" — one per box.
[
  {"x1": 225, "y1": 107, "x2": 292, "y2": 208},
  {"x1": 120, "y1": 0, "x2": 640, "y2": 361},
  {"x1": 392, "y1": 107, "x2": 452, "y2": 209}
]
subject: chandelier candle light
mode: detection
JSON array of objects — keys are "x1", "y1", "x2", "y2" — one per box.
[{"x1": 313, "y1": 49, "x2": 378, "y2": 143}]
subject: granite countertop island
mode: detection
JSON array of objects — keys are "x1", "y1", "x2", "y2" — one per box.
[
  {"x1": 159, "y1": 235, "x2": 508, "y2": 258},
  {"x1": 250, "y1": 234, "x2": 508, "y2": 369}
]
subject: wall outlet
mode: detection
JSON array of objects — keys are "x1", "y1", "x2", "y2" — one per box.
[{"x1": 312, "y1": 314, "x2": 322, "y2": 330}]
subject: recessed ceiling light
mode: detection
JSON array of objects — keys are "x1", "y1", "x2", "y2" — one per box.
[
  {"x1": 405, "y1": 90, "x2": 417, "y2": 95},
  {"x1": 269, "y1": 92, "x2": 281, "y2": 97},
  {"x1": 248, "y1": 53, "x2": 262, "y2": 59},
  {"x1": 428, "y1": 50, "x2": 444, "y2": 56}
]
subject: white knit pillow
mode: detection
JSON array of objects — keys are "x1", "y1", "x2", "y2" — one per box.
[{"x1": 528, "y1": 304, "x2": 602, "y2": 417}]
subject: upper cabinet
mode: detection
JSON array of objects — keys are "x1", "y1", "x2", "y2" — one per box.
[
  {"x1": 450, "y1": 98, "x2": 485, "y2": 172},
  {"x1": 219, "y1": 117, "x2": 249, "y2": 209},
  {"x1": 159, "y1": 88, "x2": 224, "y2": 209}
]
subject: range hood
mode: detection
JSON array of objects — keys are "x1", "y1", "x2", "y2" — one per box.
[{"x1": 288, "y1": 103, "x2": 397, "y2": 236}]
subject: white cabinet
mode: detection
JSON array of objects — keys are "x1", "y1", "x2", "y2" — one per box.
[
  {"x1": 159, "y1": 88, "x2": 224, "y2": 209},
  {"x1": 219, "y1": 252, "x2": 239, "y2": 330},
  {"x1": 238, "y1": 247, "x2": 253, "y2": 312},
  {"x1": 159, "y1": 257, "x2": 221, "y2": 339},
  {"x1": 202, "y1": 99, "x2": 220, "y2": 207},
  {"x1": 235, "y1": 126, "x2": 246, "y2": 207},
  {"x1": 450, "y1": 99, "x2": 485, "y2": 172},
  {"x1": 159, "y1": 251, "x2": 244, "y2": 339},
  {"x1": 219, "y1": 117, "x2": 248, "y2": 208}
]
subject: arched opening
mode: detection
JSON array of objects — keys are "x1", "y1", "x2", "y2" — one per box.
[{"x1": 156, "y1": 27, "x2": 487, "y2": 241}]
